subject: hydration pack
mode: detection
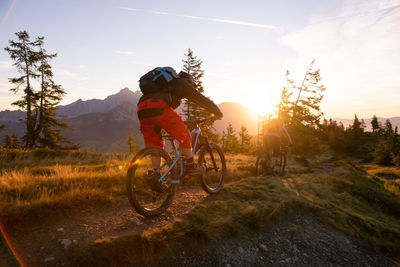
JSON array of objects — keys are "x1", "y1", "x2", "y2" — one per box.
[{"x1": 139, "y1": 67, "x2": 179, "y2": 95}]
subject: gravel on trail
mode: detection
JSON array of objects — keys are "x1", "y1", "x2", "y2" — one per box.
[{"x1": 161, "y1": 212, "x2": 399, "y2": 267}]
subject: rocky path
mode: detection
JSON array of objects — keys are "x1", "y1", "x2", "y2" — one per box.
[
  {"x1": 4, "y1": 186, "x2": 208, "y2": 266},
  {"x1": 163, "y1": 212, "x2": 399, "y2": 267}
]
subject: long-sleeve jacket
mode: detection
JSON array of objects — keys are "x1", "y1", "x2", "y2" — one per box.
[{"x1": 137, "y1": 78, "x2": 223, "y2": 118}]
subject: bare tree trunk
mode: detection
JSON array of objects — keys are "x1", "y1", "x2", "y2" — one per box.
[
  {"x1": 292, "y1": 60, "x2": 315, "y2": 121},
  {"x1": 24, "y1": 49, "x2": 33, "y2": 148}
]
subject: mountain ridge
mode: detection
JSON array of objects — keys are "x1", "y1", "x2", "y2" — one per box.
[
  {"x1": 57, "y1": 87, "x2": 142, "y2": 117},
  {"x1": 0, "y1": 88, "x2": 398, "y2": 152}
]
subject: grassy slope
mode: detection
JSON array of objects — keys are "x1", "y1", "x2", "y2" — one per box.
[
  {"x1": 1, "y1": 150, "x2": 399, "y2": 265},
  {"x1": 0, "y1": 150, "x2": 130, "y2": 224},
  {"x1": 76, "y1": 156, "x2": 400, "y2": 266}
]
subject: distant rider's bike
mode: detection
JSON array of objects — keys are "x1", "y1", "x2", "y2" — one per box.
[
  {"x1": 255, "y1": 144, "x2": 289, "y2": 177},
  {"x1": 126, "y1": 117, "x2": 226, "y2": 217}
]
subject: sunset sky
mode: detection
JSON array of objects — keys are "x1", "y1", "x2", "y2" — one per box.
[{"x1": 0, "y1": 0, "x2": 399, "y2": 119}]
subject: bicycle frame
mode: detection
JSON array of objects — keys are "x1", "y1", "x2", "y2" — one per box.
[
  {"x1": 190, "y1": 127, "x2": 202, "y2": 155},
  {"x1": 156, "y1": 127, "x2": 203, "y2": 185},
  {"x1": 191, "y1": 127, "x2": 219, "y2": 172}
]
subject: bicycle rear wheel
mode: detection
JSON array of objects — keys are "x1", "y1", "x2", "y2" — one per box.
[
  {"x1": 272, "y1": 151, "x2": 287, "y2": 177},
  {"x1": 198, "y1": 143, "x2": 226, "y2": 194},
  {"x1": 256, "y1": 151, "x2": 273, "y2": 176},
  {"x1": 126, "y1": 147, "x2": 176, "y2": 217},
  {"x1": 255, "y1": 153, "x2": 266, "y2": 176}
]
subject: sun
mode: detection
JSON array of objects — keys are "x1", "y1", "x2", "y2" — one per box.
[
  {"x1": 245, "y1": 98, "x2": 277, "y2": 118},
  {"x1": 241, "y1": 86, "x2": 282, "y2": 118}
]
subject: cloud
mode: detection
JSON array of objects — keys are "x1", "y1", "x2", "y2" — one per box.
[
  {"x1": 176, "y1": 14, "x2": 277, "y2": 29},
  {"x1": 115, "y1": 50, "x2": 135, "y2": 56},
  {"x1": 0, "y1": 61, "x2": 12, "y2": 71},
  {"x1": 151, "y1": 10, "x2": 168, "y2": 15},
  {"x1": 216, "y1": 35, "x2": 224, "y2": 40},
  {"x1": 280, "y1": 0, "x2": 400, "y2": 116},
  {"x1": 118, "y1": 7, "x2": 138, "y2": 11},
  {"x1": 117, "y1": 6, "x2": 277, "y2": 30}
]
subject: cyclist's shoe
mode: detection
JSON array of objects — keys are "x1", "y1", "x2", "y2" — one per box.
[
  {"x1": 145, "y1": 170, "x2": 167, "y2": 193},
  {"x1": 185, "y1": 162, "x2": 205, "y2": 176}
]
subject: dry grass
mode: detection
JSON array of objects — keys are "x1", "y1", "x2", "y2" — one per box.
[
  {"x1": 0, "y1": 148, "x2": 130, "y2": 171},
  {"x1": 0, "y1": 150, "x2": 254, "y2": 225},
  {"x1": 0, "y1": 151, "x2": 130, "y2": 224},
  {"x1": 359, "y1": 164, "x2": 400, "y2": 196}
]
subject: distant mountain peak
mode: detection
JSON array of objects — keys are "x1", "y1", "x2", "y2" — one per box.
[
  {"x1": 110, "y1": 87, "x2": 141, "y2": 98},
  {"x1": 119, "y1": 87, "x2": 131, "y2": 94},
  {"x1": 55, "y1": 87, "x2": 142, "y2": 118}
]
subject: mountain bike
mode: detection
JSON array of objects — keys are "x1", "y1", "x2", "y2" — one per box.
[
  {"x1": 255, "y1": 144, "x2": 289, "y2": 177},
  {"x1": 126, "y1": 117, "x2": 226, "y2": 217}
]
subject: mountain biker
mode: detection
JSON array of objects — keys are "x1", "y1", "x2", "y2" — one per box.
[
  {"x1": 263, "y1": 118, "x2": 292, "y2": 168},
  {"x1": 137, "y1": 67, "x2": 223, "y2": 179}
]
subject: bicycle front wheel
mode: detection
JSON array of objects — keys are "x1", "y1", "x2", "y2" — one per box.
[
  {"x1": 126, "y1": 146, "x2": 176, "y2": 217},
  {"x1": 272, "y1": 151, "x2": 287, "y2": 177},
  {"x1": 198, "y1": 143, "x2": 226, "y2": 194}
]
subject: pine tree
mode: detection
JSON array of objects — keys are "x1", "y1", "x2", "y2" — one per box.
[
  {"x1": 5, "y1": 31, "x2": 73, "y2": 149},
  {"x1": 181, "y1": 48, "x2": 217, "y2": 141},
  {"x1": 278, "y1": 70, "x2": 294, "y2": 123},
  {"x1": 5, "y1": 31, "x2": 43, "y2": 148},
  {"x1": 344, "y1": 114, "x2": 367, "y2": 153},
  {"x1": 223, "y1": 123, "x2": 239, "y2": 153},
  {"x1": 221, "y1": 130, "x2": 227, "y2": 151},
  {"x1": 322, "y1": 119, "x2": 346, "y2": 151},
  {"x1": 35, "y1": 42, "x2": 72, "y2": 148},
  {"x1": 182, "y1": 48, "x2": 205, "y2": 120},
  {"x1": 11, "y1": 133, "x2": 21, "y2": 149},
  {"x1": 393, "y1": 127, "x2": 400, "y2": 166},
  {"x1": 126, "y1": 132, "x2": 140, "y2": 154},
  {"x1": 351, "y1": 115, "x2": 365, "y2": 139},
  {"x1": 4, "y1": 134, "x2": 13, "y2": 149},
  {"x1": 291, "y1": 60, "x2": 326, "y2": 126},
  {"x1": 371, "y1": 115, "x2": 380, "y2": 133},
  {"x1": 373, "y1": 120, "x2": 396, "y2": 165},
  {"x1": 280, "y1": 62, "x2": 326, "y2": 155},
  {"x1": 239, "y1": 125, "x2": 251, "y2": 153}
]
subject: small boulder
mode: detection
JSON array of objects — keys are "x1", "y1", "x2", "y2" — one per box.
[{"x1": 60, "y1": 239, "x2": 72, "y2": 249}]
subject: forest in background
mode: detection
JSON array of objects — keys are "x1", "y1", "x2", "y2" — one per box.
[{"x1": 0, "y1": 30, "x2": 399, "y2": 169}]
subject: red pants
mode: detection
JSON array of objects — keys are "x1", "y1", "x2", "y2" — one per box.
[{"x1": 137, "y1": 98, "x2": 192, "y2": 149}]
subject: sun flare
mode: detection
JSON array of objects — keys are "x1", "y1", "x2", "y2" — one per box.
[{"x1": 244, "y1": 97, "x2": 278, "y2": 118}]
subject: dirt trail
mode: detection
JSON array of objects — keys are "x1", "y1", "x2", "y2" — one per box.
[
  {"x1": 5, "y1": 186, "x2": 208, "y2": 266},
  {"x1": 3, "y1": 163, "x2": 399, "y2": 267}
]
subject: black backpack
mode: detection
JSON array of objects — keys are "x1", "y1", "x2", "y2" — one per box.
[{"x1": 139, "y1": 67, "x2": 179, "y2": 95}]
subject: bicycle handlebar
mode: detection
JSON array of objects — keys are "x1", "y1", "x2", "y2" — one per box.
[{"x1": 184, "y1": 117, "x2": 216, "y2": 125}]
